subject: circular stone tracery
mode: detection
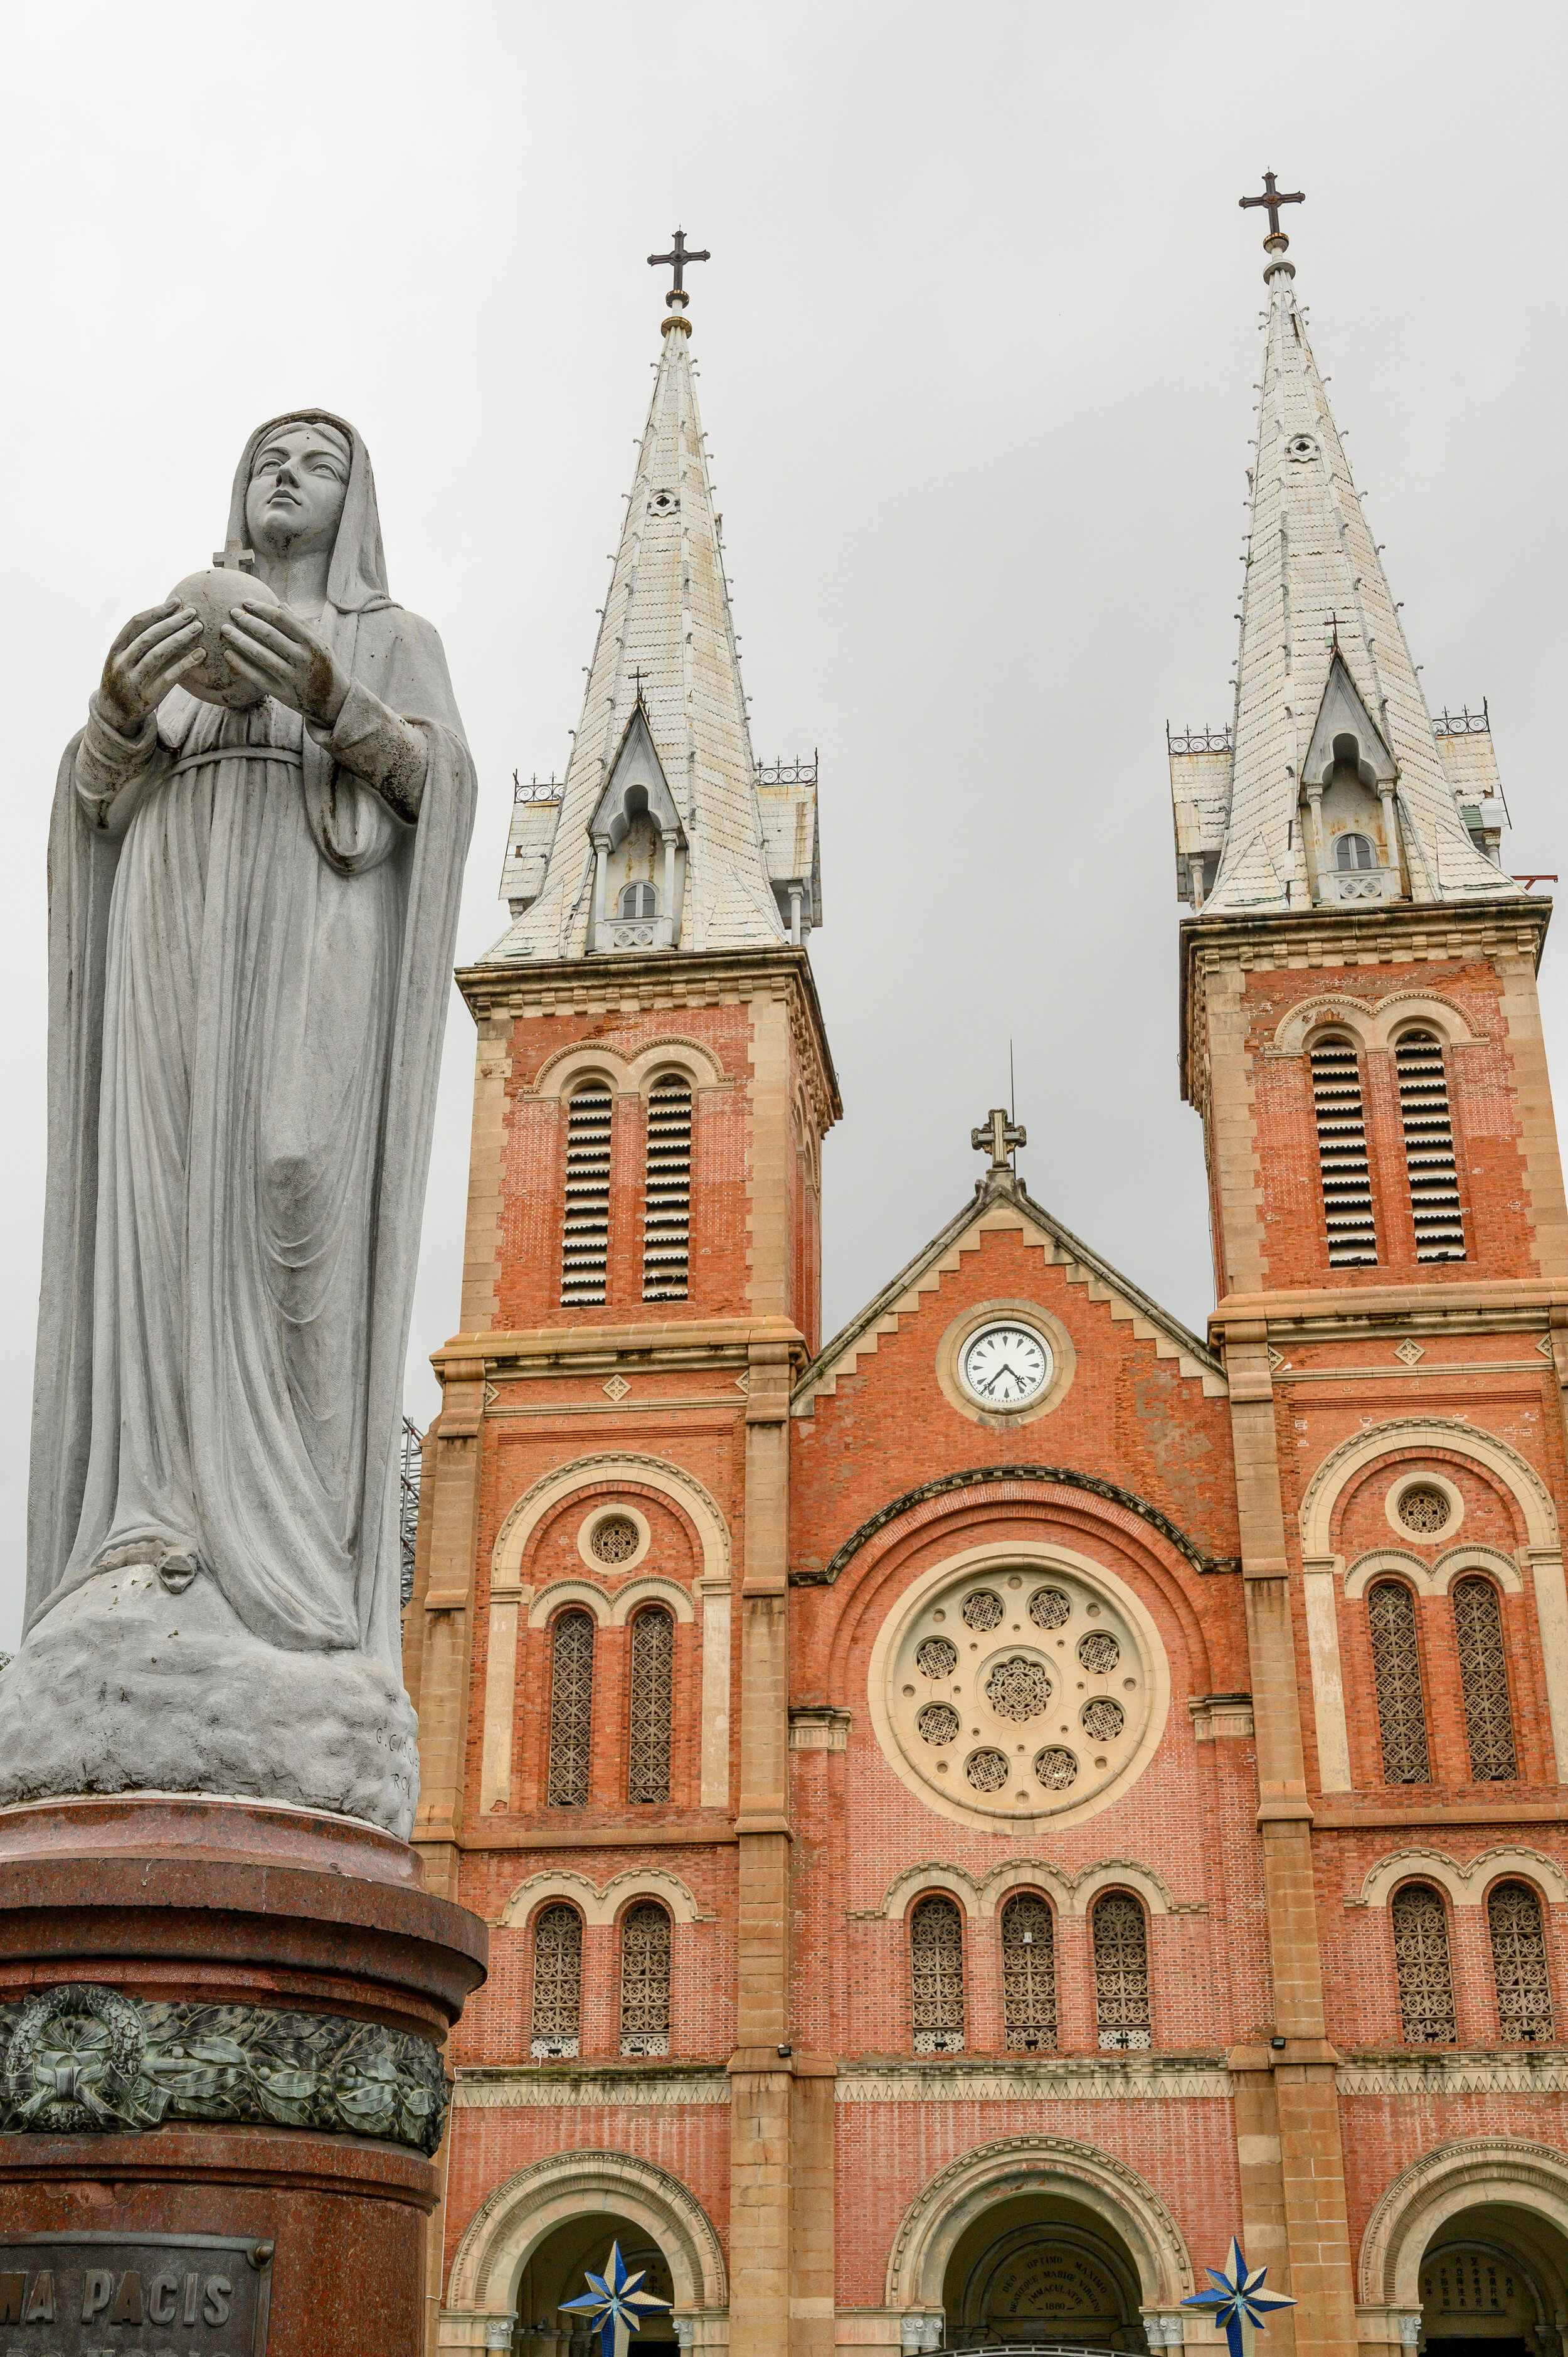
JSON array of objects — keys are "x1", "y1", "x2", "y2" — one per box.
[
  {"x1": 1396, "y1": 1482, "x2": 1451, "y2": 1536},
  {"x1": 590, "y1": 1514, "x2": 640, "y2": 1565},
  {"x1": 886, "y1": 1558, "x2": 1158, "y2": 1827}
]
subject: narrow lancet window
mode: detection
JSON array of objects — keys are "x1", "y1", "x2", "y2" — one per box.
[
  {"x1": 546, "y1": 1609, "x2": 595, "y2": 1806},
  {"x1": 1092, "y1": 1892, "x2": 1152, "y2": 2050},
  {"x1": 1488, "y1": 1882, "x2": 1553, "y2": 2042},
  {"x1": 627, "y1": 1607, "x2": 674, "y2": 1804},
  {"x1": 1452, "y1": 1577, "x2": 1517, "y2": 1781},
  {"x1": 909, "y1": 1896, "x2": 965, "y2": 2053},
  {"x1": 1310, "y1": 1038, "x2": 1377, "y2": 1267},
  {"x1": 620, "y1": 1902, "x2": 672, "y2": 2056},
  {"x1": 642, "y1": 1075, "x2": 692, "y2": 1302},
  {"x1": 1001, "y1": 1892, "x2": 1057, "y2": 2052},
  {"x1": 1396, "y1": 1030, "x2": 1465, "y2": 1262},
  {"x1": 1368, "y1": 1581, "x2": 1430, "y2": 1785},
  {"x1": 561, "y1": 1082, "x2": 613, "y2": 1306},
  {"x1": 1392, "y1": 1883, "x2": 1456, "y2": 2044},
  {"x1": 530, "y1": 1905, "x2": 582, "y2": 2058}
]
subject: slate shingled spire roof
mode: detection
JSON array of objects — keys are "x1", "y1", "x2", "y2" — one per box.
[
  {"x1": 489, "y1": 301, "x2": 785, "y2": 960},
  {"x1": 1201, "y1": 231, "x2": 1514, "y2": 914}
]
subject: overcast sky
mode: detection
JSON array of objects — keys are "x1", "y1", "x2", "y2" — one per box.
[{"x1": 3, "y1": 2, "x2": 1564, "y2": 1646}]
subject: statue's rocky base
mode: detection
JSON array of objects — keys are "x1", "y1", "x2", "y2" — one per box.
[
  {"x1": 0, "y1": 1564, "x2": 419, "y2": 1836},
  {"x1": 0, "y1": 1794, "x2": 487, "y2": 2357}
]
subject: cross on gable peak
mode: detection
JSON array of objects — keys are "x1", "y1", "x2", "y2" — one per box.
[{"x1": 972, "y1": 1106, "x2": 1026, "y2": 1174}]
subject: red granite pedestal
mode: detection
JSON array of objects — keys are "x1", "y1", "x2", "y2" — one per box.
[{"x1": 0, "y1": 1796, "x2": 487, "y2": 2357}]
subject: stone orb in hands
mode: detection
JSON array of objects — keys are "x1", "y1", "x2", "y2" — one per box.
[{"x1": 167, "y1": 568, "x2": 283, "y2": 709}]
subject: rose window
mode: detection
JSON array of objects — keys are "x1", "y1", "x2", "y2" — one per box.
[
  {"x1": 877, "y1": 1563, "x2": 1158, "y2": 1828},
  {"x1": 590, "y1": 1514, "x2": 640, "y2": 1565},
  {"x1": 916, "y1": 1703, "x2": 960, "y2": 1747},
  {"x1": 985, "y1": 1656, "x2": 1052, "y2": 1721},
  {"x1": 1397, "y1": 1482, "x2": 1451, "y2": 1536}
]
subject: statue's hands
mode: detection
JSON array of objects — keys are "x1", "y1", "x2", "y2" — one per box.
[
  {"x1": 99, "y1": 600, "x2": 204, "y2": 732},
  {"x1": 221, "y1": 602, "x2": 351, "y2": 732}
]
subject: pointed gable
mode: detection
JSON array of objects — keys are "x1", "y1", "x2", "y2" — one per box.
[{"x1": 1302, "y1": 652, "x2": 1396, "y2": 792}]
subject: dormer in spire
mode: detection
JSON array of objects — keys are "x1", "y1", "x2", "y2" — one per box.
[
  {"x1": 487, "y1": 269, "x2": 808, "y2": 964},
  {"x1": 1172, "y1": 215, "x2": 1515, "y2": 918}
]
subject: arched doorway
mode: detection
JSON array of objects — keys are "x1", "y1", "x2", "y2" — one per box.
[
  {"x1": 514, "y1": 2213, "x2": 679, "y2": 2354},
  {"x1": 940, "y1": 2193, "x2": 1147, "y2": 2351},
  {"x1": 1417, "y1": 2204, "x2": 1568, "y2": 2354}
]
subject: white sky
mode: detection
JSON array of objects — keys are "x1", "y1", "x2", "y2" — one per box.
[{"x1": 3, "y1": 1, "x2": 1565, "y2": 1647}]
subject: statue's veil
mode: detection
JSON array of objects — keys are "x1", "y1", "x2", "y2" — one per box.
[{"x1": 225, "y1": 410, "x2": 393, "y2": 617}]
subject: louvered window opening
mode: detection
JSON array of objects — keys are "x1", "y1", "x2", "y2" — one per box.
[
  {"x1": 1001, "y1": 1893, "x2": 1058, "y2": 2052},
  {"x1": 620, "y1": 1902, "x2": 672, "y2": 2056},
  {"x1": 1397, "y1": 1030, "x2": 1466, "y2": 1262},
  {"x1": 627, "y1": 1608, "x2": 674, "y2": 1804},
  {"x1": 546, "y1": 1610, "x2": 595, "y2": 1806},
  {"x1": 1488, "y1": 1881, "x2": 1553, "y2": 2043},
  {"x1": 1392, "y1": 1883, "x2": 1456, "y2": 2043},
  {"x1": 1369, "y1": 1581, "x2": 1431, "y2": 1785},
  {"x1": 1453, "y1": 1577, "x2": 1517, "y2": 1781},
  {"x1": 642, "y1": 1077, "x2": 691, "y2": 1302},
  {"x1": 561, "y1": 1085, "x2": 613, "y2": 1306},
  {"x1": 910, "y1": 1896, "x2": 965, "y2": 2053},
  {"x1": 1310, "y1": 1040, "x2": 1377, "y2": 1267},
  {"x1": 1093, "y1": 1892, "x2": 1152, "y2": 2051},
  {"x1": 530, "y1": 1905, "x2": 582, "y2": 2058}
]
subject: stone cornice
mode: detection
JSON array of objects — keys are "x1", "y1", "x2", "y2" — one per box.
[
  {"x1": 1179, "y1": 896, "x2": 1551, "y2": 1105},
  {"x1": 453, "y1": 2064, "x2": 728, "y2": 2109},
  {"x1": 456, "y1": 943, "x2": 842, "y2": 1132},
  {"x1": 432, "y1": 1316, "x2": 806, "y2": 1380},
  {"x1": 836, "y1": 2055, "x2": 1231, "y2": 2103},
  {"x1": 1338, "y1": 2049, "x2": 1568, "y2": 2096}
]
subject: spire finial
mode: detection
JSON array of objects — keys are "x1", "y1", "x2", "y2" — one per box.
[
  {"x1": 648, "y1": 228, "x2": 711, "y2": 338},
  {"x1": 1239, "y1": 169, "x2": 1305, "y2": 246}
]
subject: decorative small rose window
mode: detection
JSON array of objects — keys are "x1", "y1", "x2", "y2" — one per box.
[
  {"x1": 1396, "y1": 1483, "x2": 1451, "y2": 1537},
  {"x1": 590, "y1": 1514, "x2": 640, "y2": 1565}
]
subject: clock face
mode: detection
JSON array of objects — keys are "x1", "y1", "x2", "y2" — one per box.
[{"x1": 960, "y1": 1321, "x2": 1052, "y2": 1408}]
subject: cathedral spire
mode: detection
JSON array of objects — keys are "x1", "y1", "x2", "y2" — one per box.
[
  {"x1": 1186, "y1": 202, "x2": 1514, "y2": 916},
  {"x1": 491, "y1": 257, "x2": 799, "y2": 961}
]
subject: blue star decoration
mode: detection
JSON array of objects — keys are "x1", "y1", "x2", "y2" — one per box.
[
  {"x1": 561, "y1": 2242, "x2": 672, "y2": 2357},
  {"x1": 1182, "y1": 2238, "x2": 1295, "y2": 2357}
]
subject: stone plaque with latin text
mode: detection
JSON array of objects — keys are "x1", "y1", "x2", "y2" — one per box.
[{"x1": 0, "y1": 2233, "x2": 272, "y2": 2354}]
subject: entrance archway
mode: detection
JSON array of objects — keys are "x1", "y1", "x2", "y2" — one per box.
[
  {"x1": 516, "y1": 2213, "x2": 679, "y2": 2353},
  {"x1": 940, "y1": 2191, "x2": 1146, "y2": 2350},
  {"x1": 1417, "y1": 2207, "x2": 1568, "y2": 2354}
]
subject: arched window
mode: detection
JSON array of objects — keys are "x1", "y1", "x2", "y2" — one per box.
[
  {"x1": 1396, "y1": 1030, "x2": 1465, "y2": 1262},
  {"x1": 909, "y1": 1895, "x2": 965, "y2": 2053},
  {"x1": 620, "y1": 882, "x2": 658, "y2": 918},
  {"x1": 561, "y1": 1082, "x2": 613, "y2": 1307},
  {"x1": 1452, "y1": 1577, "x2": 1517, "y2": 1781},
  {"x1": 1092, "y1": 1891, "x2": 1152, "y2": 2050},
  {"x1": 1310, "y1": 1038, "x2": 1377, "y2": 1267},
  {"x1": 529, "y1": 1904, "x2": 582, "y2": 2058},
  {"x1": 642, "y1": 1075, "x2": 692, "y2": 1302},
  {"x1": 1000, "y1": 1891, "x2": 1057, "y2": 2052},
  {"x1": 1368, "y1": 1580, "x2": 1430, "y2": 1784},
  {"x1": 1488, "y1": 1881, "x2": 1553, "y2": 2043},
  {"x1": 546, "y1": 1609, "x2": 595, "y2": 1806},
  {"x1": 1392, "y1": 1883, "x2": 1456, "y2": 2043},
  {"x1": 619, "y1": 1901, "x2": 672, "y2": 2056},
  {"x1": 1334, "y1": 831, "x2": 1376, "y2": 871},
  {"x1": 627, "y1": 1607, "x2": 674, "y2": 1804}
]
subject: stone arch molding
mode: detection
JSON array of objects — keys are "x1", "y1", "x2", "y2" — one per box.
[
  {"x1": 446, "y1": 2148, "x2": 728, "y2": 2319},
  {"x1": 886, "y1": 2133, "x2": 1194, "y2": 2312},
  {"x1": 1359, "y1": 2138, "x2": 1568, "y2": 2309},
  {"x1": 529, "y1": 1035, "x2": 728, "y2": 1099},
  {"x1": 1298, "y1": 1418, "x2": 1555, "y2": 1556},
  {"x1": 1355, "y1": 1847, "x2": 1568, "y2": 1912},
  {"x1": 1344, "y1": 1543, "x2": 1525, "y2": 1600},
  {"x1": 526, "y1": 1574, "x2": 696, "y2": 1631},
  {"x1": 1274, "y1": 990, "x2": 1480, "y2": 1055},
  {"x1": 874, "y1": 1857, "x2": 1192, "y2": 1922},
  {"x1": 492, "y1": 1453, "x2": 731, "y2": 1589},
  {"x1": 499, "y1": 1865, "x2": 712, "y2": 1929}
]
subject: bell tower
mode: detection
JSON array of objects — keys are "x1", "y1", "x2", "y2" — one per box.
[{"x1": 1169, "y1": 184, "x2": 1568, "y2": 2357}]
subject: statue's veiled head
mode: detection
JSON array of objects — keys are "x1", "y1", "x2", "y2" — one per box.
[{"x1": 245, "y1": 420, "x2": 352, "y2": 561}]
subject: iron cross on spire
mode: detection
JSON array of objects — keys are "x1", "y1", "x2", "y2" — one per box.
[
  {"x1": 1239, "y1": 169, "x2": 1305, "y2": 238},
  {"x1": 972, "y1": 1107, "x2": 1026, "y2": 1174},
  {"x1": 648, "y1": 228, "x2": 711, "y2": 295}
]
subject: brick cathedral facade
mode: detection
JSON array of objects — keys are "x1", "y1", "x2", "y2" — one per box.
[{"x1": 410, "y1": 229, "x2": 1568, "y2": 2357}]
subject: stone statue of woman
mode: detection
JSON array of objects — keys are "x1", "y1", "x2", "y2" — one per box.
[{"x1": 0, "y1": 412, "x2": 475, "y2": 1838}]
